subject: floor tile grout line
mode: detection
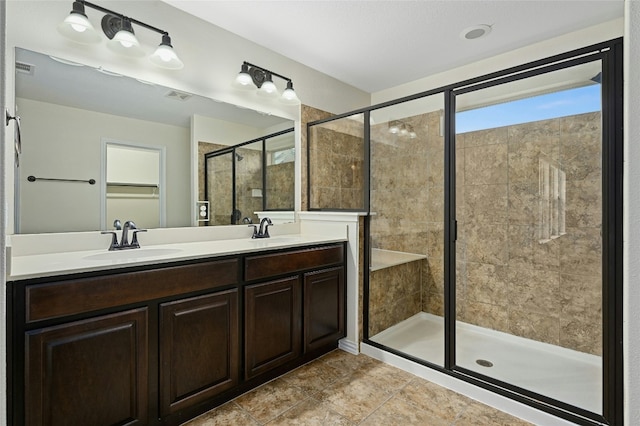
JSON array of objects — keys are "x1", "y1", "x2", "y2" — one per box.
[{"x1": 354, "y1": 374, "x2": 417, "y2": 425}]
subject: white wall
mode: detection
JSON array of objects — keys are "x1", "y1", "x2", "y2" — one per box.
[
  {"x1": 624, "y1": 1, "x2": 640, "y2": 424},
  {"x1": 16, "y1": 98, "x2": 190, "y2": 233}
]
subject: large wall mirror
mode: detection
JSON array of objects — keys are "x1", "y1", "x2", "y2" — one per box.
[{"x1": 14, "y1": 48, "x2": 295, "y2": 234}]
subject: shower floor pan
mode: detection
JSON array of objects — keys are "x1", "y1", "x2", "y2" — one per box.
[{"x1": 370, "y1": 312, "x2": 602, "y2": 413}]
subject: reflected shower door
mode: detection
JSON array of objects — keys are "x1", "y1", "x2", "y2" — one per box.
[
  {"x1": 454, "y1": 60, "x2": 603, "y2": 413},
  {"x1": 205, "y1": 152, "x2": 233, "y2": 225}
]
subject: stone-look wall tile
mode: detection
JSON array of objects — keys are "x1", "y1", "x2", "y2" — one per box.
[
  {"x1": 465, "y1": 223, "x2": 508, "y2": 265},
  {"x1": 565, "y1": 179, "x2": 602, "y2": 228},
  {"x1": 465, "y1": 144, "x2": 508, "y2": 185},
  {"x1": 461, "y1": 301, "x2": 509, "y2": 332},
  {"x1": 302, "y1": 105, "x2": 334, "y2": 210},
  {"x1": 561, "y1": 134, "x2": 602, "y2": 181},
  {"x1": 508, "y1": 309, "x2": 559, "y2": 346},
  {"x1": 506, "y1": 225, "x2": 560, "y2": 272},
  {"x1": 508, "y1": 182, "x2": 538, "y2": 225},
  {"x1": 427, "y1": 149, "x2": 445, "y2": 186},
  {"x1": 464, "y1": 184, "x2": 508, "y2": 224},
  {"x1": 507, "y1": 137, "x2": 560, "y2": 184},
  {"x1": 369, "y1": 261, "x2": 422, "y2": 336},
  {"x1": 559, "y1": 309, "x2": 602, "y2": 355},
  {"x1": 559, "y1": 273, "x2": 602, "y2": 355},
  {"x1": 466, "y1": 262, "x2": 509, "y2": 305},
  {"x1": 507, "y1": 268, "x2": 561, "y2": 315},
  {"x1": 559, "y1": 111, "x2": 601, "y2": 134},
  {"x1": 457, "y1": 126, "x2": 508, "y2": 148},
  {"x1": 559, "y1": 227, "x2": 602, "y2": 276},
  {"x1": 425, "y1": 185, "x2": 444, "y2": 223},
  {"x1": 531, "y1": 234, "x2": 560, "y2": 271}
]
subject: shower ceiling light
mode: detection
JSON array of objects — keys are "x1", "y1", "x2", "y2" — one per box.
[
  {"x1": 58, "y1": 0, "x2": 184, "y2": 69},
  {"x1": 233, "y1": 61, "x2": 301, "y2": 105},
  {"x1": 460, "y1": 24, "x2": 492, "y2": 40}
]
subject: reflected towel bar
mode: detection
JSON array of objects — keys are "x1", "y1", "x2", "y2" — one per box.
[{"x1": 27, "y1": 176, "x2": 96, "y2": 185}]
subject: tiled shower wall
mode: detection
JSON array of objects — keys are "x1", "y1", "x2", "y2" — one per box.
[
  {"x1": 455, "y1": 112, "x2": 602, "y2": 355},
  {"x1": 308, "y1": 122, "x2": 364, "y2": 210},
  {"x1": 369, "y1": 110, "x2": 444, "y2": 335},
  {"x1": 370, "y1": 111, "x2": 602, "y2": 355}
]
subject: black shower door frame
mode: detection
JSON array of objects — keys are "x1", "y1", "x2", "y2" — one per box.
[{"x1": 323, "y1": 38, "x2": 625, "y2": 426}]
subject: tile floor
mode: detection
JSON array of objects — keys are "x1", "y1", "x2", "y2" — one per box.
[{"x1": 183, "y1": 350, "x2": 534, "y2": 425}]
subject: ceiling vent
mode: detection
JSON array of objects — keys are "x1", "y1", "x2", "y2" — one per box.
[
  {"x1": 15, "y1": 61, "x2": 35, "y2": 75},
  {"x1": 164, "y1": 90, "x2": 192, "y2": 101}
]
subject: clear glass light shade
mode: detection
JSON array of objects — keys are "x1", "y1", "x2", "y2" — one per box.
[
  {"x1": 57, "y1": 13, "x2": 101, "y2": 44},
  {"x1": 107, "y1": 29, "x2": 145, "y2": 57},
  {"x1": 258, "y1": 80, "x2": 279, "y2": 98},
  {"x1": 150, "y1": 44, "x2": 183, "y2": 70}
]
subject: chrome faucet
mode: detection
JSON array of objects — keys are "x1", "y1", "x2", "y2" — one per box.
[
  {"x1": 101, "y1": 219, "x2": 146, "y2": 250},
  {"x1": 249, "y1": 217, "x2": 273, "y2": 239}
]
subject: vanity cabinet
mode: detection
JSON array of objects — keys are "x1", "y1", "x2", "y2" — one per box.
[
  {"x1": 304, "y1": 267, "x2": 345, "y2": 352},
  {"x1": 245, "y1": 276, "x2": 302, "y2": 379},
  {"x1": 25, "y1": 308, "x2": 149, "y2": 426},
  {"x1": 159, "y1": 289, "x2": 239, "y2": 417},
  {"x1": 8, "y1": 242, "x2": 346, "y2": 426}
]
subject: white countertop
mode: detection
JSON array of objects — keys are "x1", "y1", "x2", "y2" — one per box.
[{"x1": 8, "y1": 234, "x2": 346, "y2": 281}]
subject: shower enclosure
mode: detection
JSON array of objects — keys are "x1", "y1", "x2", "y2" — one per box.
[
  {"x1": 203, "y1": 128, "x2": 294, "y2": 225},
  {"x1": 307, "y1": 39, "x2": 623, "y2": 426}
]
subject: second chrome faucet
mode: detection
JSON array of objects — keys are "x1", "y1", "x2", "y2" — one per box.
[
  {"x1": 102, "y1": 219, "x2": 147, "y2": 250},
  {"x1": 249, "y1": 217, "x2": 273, "y2": 239}
]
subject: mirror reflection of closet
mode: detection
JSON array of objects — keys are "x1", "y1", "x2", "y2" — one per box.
[{"x1": 103, "y1": 141, "x2": 165, "y2": 230}]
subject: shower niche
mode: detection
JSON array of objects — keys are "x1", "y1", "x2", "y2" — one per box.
[{"x1": 307, "y1": 39, "x2": 623, "y2": 426}]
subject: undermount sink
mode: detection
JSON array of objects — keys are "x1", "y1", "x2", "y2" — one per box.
[{"x1": 83, "y1": 248, "x2": 183, "y2": 261}]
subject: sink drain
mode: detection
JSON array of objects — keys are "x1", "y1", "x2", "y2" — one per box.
[{"x1": 476, "y1": 359, "x2": 493, "y2": 367}]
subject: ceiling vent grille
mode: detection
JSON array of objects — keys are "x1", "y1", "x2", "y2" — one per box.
[
  {"x1": 164, "y1": 90, "x2": 192, "y2": 101},
  {"x1": 15, "y1": 61, "x2": 35, "y2": 75}
]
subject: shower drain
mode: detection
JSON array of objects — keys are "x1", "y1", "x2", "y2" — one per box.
[{"x1": 476, "y1": 359, "x2": 494, "y2": 367}]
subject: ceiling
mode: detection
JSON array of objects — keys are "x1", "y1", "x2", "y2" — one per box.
[{"x1": 162, "y1": 0, "x2": 624, "y2": 93}]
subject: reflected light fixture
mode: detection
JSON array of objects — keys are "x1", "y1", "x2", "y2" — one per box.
[
  {"x1": 388, "y1": 120, "x2": 417, "y2": 139},
  {"x1": 234, "y1": 61, "x2": 300, "y2": 105},
  {"x1": 57, "y1": 0, "x2": 184, "y2": 69}
]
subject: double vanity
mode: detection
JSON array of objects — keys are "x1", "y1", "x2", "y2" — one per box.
[{"x1": 6, "y1": 224, "x2": 347, "y2": 425}]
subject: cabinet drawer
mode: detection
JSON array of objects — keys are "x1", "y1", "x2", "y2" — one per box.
[
  {"x1": 244, "y1": 244, "x2": 344, "y2": 282},
  {"x1": 26, "y1": 258, "x2": 238, "y2": 323}
]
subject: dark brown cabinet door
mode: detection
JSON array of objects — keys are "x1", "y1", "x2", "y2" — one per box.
[
  {"x1": 244, "y1": 276, "x2": 301, "y2": 379},
  {"x1": 25, "y1": 308, "x2": 148, "y2": 426},
  {"x1": 159, "y1": 289, "x2": 239, "y2": 416},
  {"x1": 304, "y1": 267, "x2": 345, "y2": 352}
]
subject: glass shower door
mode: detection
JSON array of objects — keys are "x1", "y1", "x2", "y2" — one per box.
[
  {"x1": 453, "y1": 60, "x2": 603, "y2": 413},
  {"x1": 367, "y1": 94, "x2": 446, "y2": 367}
]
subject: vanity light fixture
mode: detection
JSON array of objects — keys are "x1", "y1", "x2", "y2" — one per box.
[
  {"x1": 57, "y1": 0, "x2": 184, "y2": 69},
  {"x1": 234, "y1": 61, "x2": 300, "y2": 105},
  {"x1": 57, "y1": 1, "x2": 101, "y2": 44}
]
